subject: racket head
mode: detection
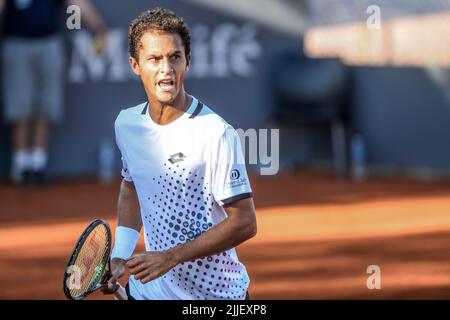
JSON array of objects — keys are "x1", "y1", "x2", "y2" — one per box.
[{"x1": 63, "y1": 219, "x2": 112, "y2": 300}]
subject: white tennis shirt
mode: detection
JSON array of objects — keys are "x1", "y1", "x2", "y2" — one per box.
[{"x1": 114, "y1": 96, "x2": 253, "y2": 300}]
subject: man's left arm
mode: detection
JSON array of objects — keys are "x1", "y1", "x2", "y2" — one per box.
[{"x1": 127, "y1": 197, "x2": 257, "y2": 284}]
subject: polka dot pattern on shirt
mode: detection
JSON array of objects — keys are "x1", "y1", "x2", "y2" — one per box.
[{"x1": 142, "y1": 162, "x2": 248, "y2": 299}]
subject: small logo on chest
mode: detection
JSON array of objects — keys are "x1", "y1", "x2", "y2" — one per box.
[{"x1": 168, "y1": 152, "x2": 186, "y2": 164}]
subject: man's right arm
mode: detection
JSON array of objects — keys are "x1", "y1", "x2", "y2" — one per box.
[
  {"x1": 104, "y1": 179, "x2": 142, "y2": 293},
  {"x1": 117, "y1": 179, "x2": 142, "y2": 231}
]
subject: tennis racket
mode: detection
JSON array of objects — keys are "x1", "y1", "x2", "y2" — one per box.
[{"x1": 63, "y1": 219, "x2": 127, "y2": 300}]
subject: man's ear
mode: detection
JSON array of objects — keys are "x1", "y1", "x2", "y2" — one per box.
[
  {"x1": 129, "y1": 56, "x2": 141, "y2": 76},
  {"x1": 185, "y1": 53, "x2": 192, "y2": 72}
]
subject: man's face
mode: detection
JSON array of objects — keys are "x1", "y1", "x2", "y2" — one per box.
[{"x1": 130, "y1": 31, "x2": 190, "y2": 104}]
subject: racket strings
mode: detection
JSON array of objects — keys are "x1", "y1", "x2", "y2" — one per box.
[{"x1": 69, "y1": 224, "x2": 109, "y2": 298}]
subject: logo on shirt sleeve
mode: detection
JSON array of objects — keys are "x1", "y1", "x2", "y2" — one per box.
[
  {"x1": 226, "y1": 169, "x2": 247, "y2": 189},
  {"x1": 230, "y1": 169, "x2": 240, "y2": 180}
]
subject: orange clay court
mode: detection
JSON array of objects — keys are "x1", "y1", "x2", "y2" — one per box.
[{"x1": 1, "y1": 170, "x2": 450, "y2": 299}]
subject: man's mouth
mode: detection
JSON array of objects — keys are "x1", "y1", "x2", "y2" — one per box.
[{"x1": 158, "y1": 79, "x2": 175, "y2": 91}]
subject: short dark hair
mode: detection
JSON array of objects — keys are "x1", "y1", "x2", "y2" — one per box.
[{"x1": 128, "y1": 7, "x2": 191, "y2": 62}]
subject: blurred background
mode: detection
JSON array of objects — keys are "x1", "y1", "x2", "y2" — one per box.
[{"x1": 1, "y1": 0, "x2": 450, "y2": 299}]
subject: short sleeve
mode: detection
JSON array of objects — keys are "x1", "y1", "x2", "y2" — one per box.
[
  {"x1": 210, "y1": 127, "x2": 252, "y2": 206},
  {"x1": 120, "y1": 156, "x2": 133, "y2": 182},
  {"x1": 115, "y1": 118, "x2": 133, "y2": 182}
]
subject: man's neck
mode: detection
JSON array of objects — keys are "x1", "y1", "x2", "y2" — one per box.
[{"x1": 147, "y1": 92, "x2": 192, "y2": 125}]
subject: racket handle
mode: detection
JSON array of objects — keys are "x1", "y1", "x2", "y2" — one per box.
[{"x1": 113, "y1": 284, "x2": 128, "y2": 300}]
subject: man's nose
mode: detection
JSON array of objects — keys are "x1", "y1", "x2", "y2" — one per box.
[{"x1": 160, "y1": 58, "x2": 173, "y2": 74}]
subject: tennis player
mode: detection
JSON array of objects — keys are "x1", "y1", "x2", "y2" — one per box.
[{"x1": 103, "y1": 7, "x2": 257, "y2": 300}]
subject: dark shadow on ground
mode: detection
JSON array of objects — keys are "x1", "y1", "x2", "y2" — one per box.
[{"x1": 2, "y1": 230, "x2": 450, "y2": 299}]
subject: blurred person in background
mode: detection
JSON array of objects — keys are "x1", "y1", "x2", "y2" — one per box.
[{"x1": 0, "y1": 0, "x2": 107, "y2": 185}]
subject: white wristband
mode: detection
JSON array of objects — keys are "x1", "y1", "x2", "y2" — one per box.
[{"x1": 111, "y1": 226, "x2": 140, "y2": 260}]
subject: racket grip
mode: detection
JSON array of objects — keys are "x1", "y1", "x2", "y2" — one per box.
[{"x1": 113, "y1": 284, "x2": 128, "y2": 300}]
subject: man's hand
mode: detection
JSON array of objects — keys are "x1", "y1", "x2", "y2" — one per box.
[
  {"x1": 126, "y1": 251, "x2": 178, "y2": 284},
  {"x1": 102, "y1": 258, "x2": 126, "y2": 294}
]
